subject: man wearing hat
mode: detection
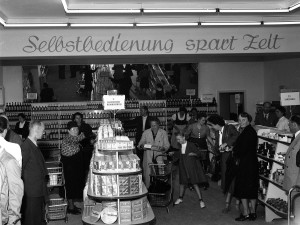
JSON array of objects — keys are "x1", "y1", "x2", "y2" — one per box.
[{"x1": 61, "y1": 121, "x2": 85, "y2": 215}]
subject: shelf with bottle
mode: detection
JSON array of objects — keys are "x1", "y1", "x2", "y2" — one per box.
[
  {"x1": 5, "y1": 102, "x2": 32, "y2": 112},
  {"x1": 6, "y1": 111, "x2": 32, "y2": 123},
  {"x1": 258, "y1": 198, "x2": 288, "y2": 219},
  {"x1": 256, "y1": 127, "x2": 289, "y2": 222}
]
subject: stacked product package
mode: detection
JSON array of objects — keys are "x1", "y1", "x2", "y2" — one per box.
[
  {"x1": 120, "y1": 197, "x2": 148, "y2": 223},
  {"x1": 90, "y1": 174, "x2": 142, "y2": 197},
  {"x1": 93, "y1": 153, "x2": 140, "y2": 173}
]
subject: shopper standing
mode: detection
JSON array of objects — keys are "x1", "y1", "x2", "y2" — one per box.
[
  {"x1": 173, "y1": 131, "x2": 206, "y2": 208},
  {"x1": 72, "y1": 112, "x2": 95, "y2": 177},
  {"x1": 61, "y1": 121, "x2": 85, "y2": 214},
  {"x1": 134, "y1": 106, "x2": 153, "y2": 164},
  {"x1": 138, "y1": 118, "x2": 170, "y2": 188},
  {"x1": 207, "y1": 115, "x2": 239, "y2": 191},
  {"x1": 0, "y1": 114, "x2": 22, "y2": 146},
  {"x1": 233, "y1": 113, "x2": 259, "y2": 221},
  {"x1": 0, "y1": 117, "x2": 23, "y2": 225},
  {"x1": 254, "y1": 101, "x2": 278, "y2": 127},
  {"x1": 283, "y1": 115, "x2": 300, "y2": 191},
  {"x1": 14, "y1": 113, "x2": 30, "y2": 141},
  {"x1": 275, "y1": 105, "x2": 290, "y2": 132},
  {"x1": 21, "y1": 120, "x2": 48, "y2": 225},
  {"x1": 170, "y1": 107, "x2": 190, "y2": 151}
]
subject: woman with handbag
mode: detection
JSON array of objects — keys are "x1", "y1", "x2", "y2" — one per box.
[
  {"x1": 233, "y1": 112, "x2": 259, "y2": 221},
  {"x1": 173, "y1": 130, "x2": 206, "y2": 208},
  {"x1": 137, "y1": 117, "x2": 170, "y2": 188}
]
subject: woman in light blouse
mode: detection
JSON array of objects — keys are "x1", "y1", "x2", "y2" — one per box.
[{"x1": 275, "y1": 106, "x2": 290, "y2": 132}]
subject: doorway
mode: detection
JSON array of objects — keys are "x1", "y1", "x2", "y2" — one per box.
[{"x1": 219, "y1": 91, "x2": 245, "y2": 121}]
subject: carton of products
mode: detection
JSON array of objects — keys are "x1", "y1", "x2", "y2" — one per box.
[{"x1": 120, "y1": 201, "x2": 131, "y2": 223}]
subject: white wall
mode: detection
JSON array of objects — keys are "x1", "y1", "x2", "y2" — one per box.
[
  {"x1": 264, "y1": 58, "x2": 300, "y2": 101},
  {"x1": 198, "y1": 62, "x2": 265, "y2": 118},
  {"x1": 3, "y1": 66, "x2": 23, "y2": 103}
]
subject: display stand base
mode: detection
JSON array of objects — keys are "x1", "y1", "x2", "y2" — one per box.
[{"x1": 82, "y1": 205, "x2": 156, "y2": 225}]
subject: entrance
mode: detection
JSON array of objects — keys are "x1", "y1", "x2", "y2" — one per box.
[{"x1": 219, "y1": 91, "x2": 245, "y2": 121}]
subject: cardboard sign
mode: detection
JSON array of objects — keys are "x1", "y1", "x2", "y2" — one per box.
[
  {"x1": 102, "y1": 95, "x2": 125, "y2": 110},
  {"x1": 235, "y1": 94, "x2": 241, "y2": 104},
  {"x1": 186, "y1": 89, "x2": 196, "y2": 96},
  {"x1": 280, "y1": 92, "x2": 300, "y2": 106},
  {"x1": 201, "y1": 94, "x2": 214, "y2": 103},
  {"x1": 27, "y1": 93, "x2": 37, "y2": 100}
]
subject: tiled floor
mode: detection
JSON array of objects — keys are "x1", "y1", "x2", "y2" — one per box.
[{"x1": 48, "y1": 177, "x2": 288, "y2": 225}]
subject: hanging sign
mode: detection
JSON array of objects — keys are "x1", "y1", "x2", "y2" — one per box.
[
  {"x1": 102, "y1": 95, "x2": 125, "y2": 110},
  {"x1": 235, "y1": 94, "x2": 241, "y2": 104},
  {"x1": 186, "y1": 89, "x2": 196, "y2": 96},
  {"x1": 27, "y1": 93, "x2": 37, "y2": 100},
  {"x1": 280, "y1": 89, "x2": 300, "y2": 106},
  {"x1": 201, "y1": 94, "x2": 214, "y2": 103}
]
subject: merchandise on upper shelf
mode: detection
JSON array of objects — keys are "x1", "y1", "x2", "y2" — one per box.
[{"x1": 256, "y1": 126, "x2": 293, "y2": 143}]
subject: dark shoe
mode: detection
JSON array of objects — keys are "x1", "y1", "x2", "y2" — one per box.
[
  {"x1": 235, "y1": 214, "x2": 250, "y2": 221},
  {"x1": 249, "y1": 213, "x2": 257, "y2": 221}
]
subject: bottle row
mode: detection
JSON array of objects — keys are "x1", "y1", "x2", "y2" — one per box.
[
  {"x1": 5, "y1": 98, "x2": 218, "y2": 113},
  {"x1": 258, "y1": 180, "x2": 268, "y2": 200},
  {"x1": 257, "y1": 142, "x2": 276, "y2": 158},
  {"x1": 6, "y1": 112, "x2": 31, "y2": 121},
  {"x1": 5, "y1": 102, "x2": 31, "y2": 112},
  {"x1": 258, "y1": 161, "x2": 273, "y2": 177}
]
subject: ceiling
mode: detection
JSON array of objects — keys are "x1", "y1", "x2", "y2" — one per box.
[{"x1": 1, "y1": 0, "x2": 300, "y2": 25}]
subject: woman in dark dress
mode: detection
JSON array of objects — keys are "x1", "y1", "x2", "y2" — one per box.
[
  {"x1": 14, "y1": 113, "x2": 29, "y2": 140},
  {"x1": 233, "y1": 112, "x2": 259, "y2": 221},
  {"x1": 173, "y1": 131, "x2": 206, "y2": 208}
]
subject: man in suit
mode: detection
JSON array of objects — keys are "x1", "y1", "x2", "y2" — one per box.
[
  {"x1": 0, "y1": 117, "x2": 23, "y2": 225},
  {"x1": 254, "y1": 101, "x2": 278, "y2": 127},
  {"x1": 21, "y1": 120, "x2": 48, "y2": 225},
  {"x1": 134, "y1": 106, "x2": 153, "y2": 163},
  {"x1": 283, "y1": 115, "x2": 300, "y2": 191},
  {"x1": 207, "y1": 115, "x2": 239, "y2": 191}
]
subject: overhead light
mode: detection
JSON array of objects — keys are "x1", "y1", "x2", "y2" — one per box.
[
  {"x1": 65, "y1": 9, "x2": 141, "y2": 13},
  {"x1": 136, "y1": 22, "x2": 199, "y2": 27},
  {"x1": 289, "y1": 3, "x2": 300, "y2": 11},
  {"x1": 201, "y1": 22, "x2": 261, "y2": 26},
  {"x1": 264, "y1": 21, "x2": 300, "y2": 25},
  {"x1": 60, "y1": 0, "x2": 140, "y2": 13},
  {"x1": 219, "y1": 9, "x2": 289, "y2": 13},
  {"x1": 143, "y1": 9, "x2": 216, "y2": 13},
  {"x1": 70, "y1": 23, "x2": 134, "y2": 27},
  {"x1": 0, "y1": 22, "x2": 68, "y2": 27}
]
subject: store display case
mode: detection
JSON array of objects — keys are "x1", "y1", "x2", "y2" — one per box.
[{"x1": 256, "y1": 126, "x2": 293, "y2": 222}]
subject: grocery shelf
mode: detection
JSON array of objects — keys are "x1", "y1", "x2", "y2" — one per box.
[
  {"x1": 92, "y1": 169, "x2": 142, "y2": 175},
  {"x1": 259, "y1": 175, "x2": 284, "y2": 190},
  {"x1": 257, "y1": 198, "x2": 287, "y2": 219},
  {"x1": 257, "y1": 154, "x2": 284, "y2": 166}
]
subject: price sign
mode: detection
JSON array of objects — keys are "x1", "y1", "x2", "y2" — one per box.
[
  {"x1": 102, "y1": 95, "x2": 125, "y2": 110},
  {"x1": 186, "y1": 89, "x2": 196, "y2": 96},
  {"x1": 27, "y1": 93, "x2": 37, "y2": 100},
  {"x1": 201, "y1": 94, "x2": 214, "y2": 103},
  {"x1": 280, "y1": 91, "x2": 300, "y2": 106},
  {"x1": 235, "y1": 94, "x2": 241, "y2": 104}
]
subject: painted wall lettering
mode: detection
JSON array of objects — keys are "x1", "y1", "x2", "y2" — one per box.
[
  {"x1": 243, "y1": 34, "x2": 283, "y2": 50},
  {"x1": 186, "y1": 36, "x2": 237, "y2": 52},
  {"x1": 22, "y1": 33, "x2": 174, "y2": 54}
]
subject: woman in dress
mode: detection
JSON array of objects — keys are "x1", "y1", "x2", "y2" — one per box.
[
  {"x1": 185, "y1": 113, "x2": 213, "y2": 176},
  {"x1": 138, "y1": 117, "x2": 170, "y2": 188},
  {"x1": 275, "y1": 105, "x2": 290, "y2": 132},
  {"x1": 173, "y1": 130, "x2": 206, "y2": 208},
  {"x1": 233, "y1": 112, "x2": 259, "y2": 221},
  {"x1": 170, "y1": 107, "x2": 190, "y2": 151}
]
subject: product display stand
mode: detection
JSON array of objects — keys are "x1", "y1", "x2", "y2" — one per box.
[
  {"x1": 83, "y1": 95, "x2": 155, "y2": 225},
  {"x1": 256, "y1": 126, "x2": 292, "y2": 222}
]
